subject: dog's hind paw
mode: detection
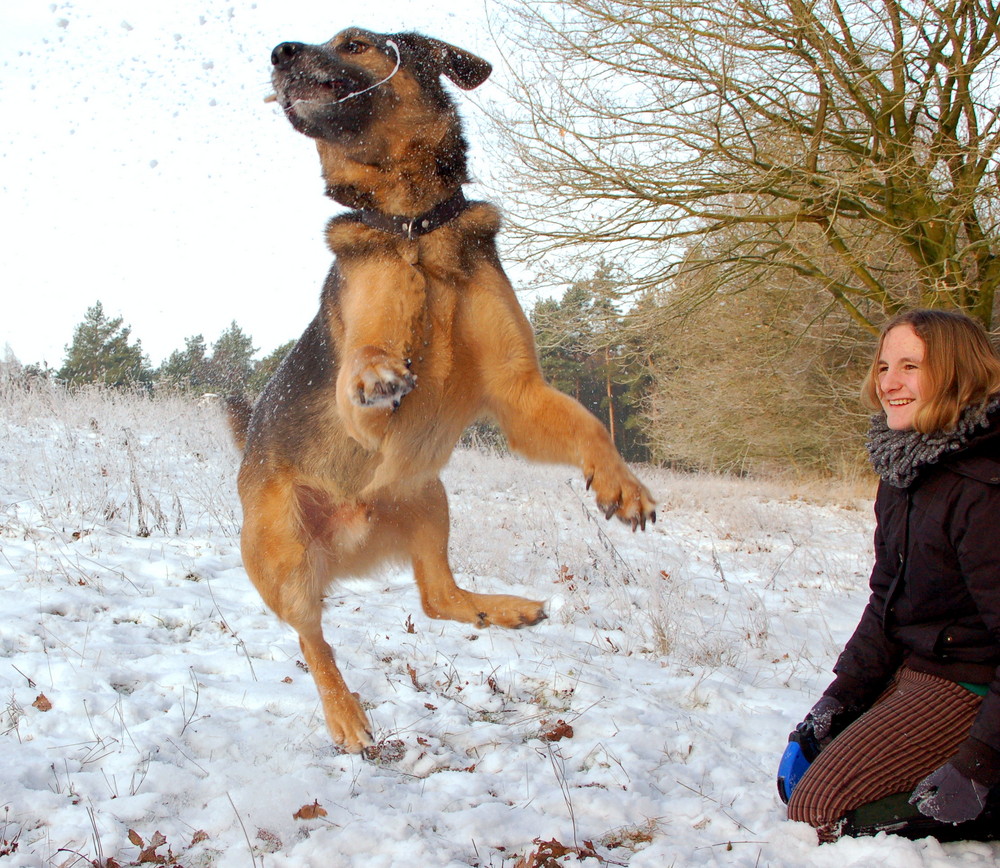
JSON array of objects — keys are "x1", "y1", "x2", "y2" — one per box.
[{"x1": 423, "y1": 590, "x2": 547, "y2": 629}]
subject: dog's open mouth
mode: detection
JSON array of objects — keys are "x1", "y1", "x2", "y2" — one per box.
[
  {"x1": 272, "y1": 66, "x2": 379, "y2": 140},
  {"x1": 278, "y1": 74, "x2": 361, "y2": 107}
]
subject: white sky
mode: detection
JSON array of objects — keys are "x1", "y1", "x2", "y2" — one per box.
[{"x1": 0, "y1": 0, "x2": 510, "y2": 369}]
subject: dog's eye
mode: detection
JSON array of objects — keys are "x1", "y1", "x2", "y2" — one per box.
[{"x1": 343, "y1": 40, "x2": 369, "y2": 55}]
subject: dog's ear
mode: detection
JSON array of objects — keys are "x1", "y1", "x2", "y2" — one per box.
[
  {"x1": 411, "y1": 36, "x2": 492, "y2": 90},
  {"x1": 435, "y1": 40, "x2": 492, "y2": 89}
]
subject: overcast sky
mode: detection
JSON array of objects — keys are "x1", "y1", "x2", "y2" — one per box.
[{"x1": 1, "y1": 0, "x2": 511, "y2": 369}]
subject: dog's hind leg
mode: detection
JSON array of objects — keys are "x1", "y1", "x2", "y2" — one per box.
[
  {"x1": 292, "y1": 611, "x2": 374, "y2": 752},
  {"x1": 240, "y1": 478, "x2": 374, "y2": 753},
  {"x1": 399, "y1": 479, "x2": 546, "y2": 628}
]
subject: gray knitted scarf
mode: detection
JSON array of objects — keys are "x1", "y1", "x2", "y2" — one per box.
[{"x1": 866, "y1": 395, "x2": 1000, "y2": 488}]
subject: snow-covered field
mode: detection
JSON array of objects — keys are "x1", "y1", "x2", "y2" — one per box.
[{"x1": 2, "y1": 385, "x2": 997, "y2": 867}]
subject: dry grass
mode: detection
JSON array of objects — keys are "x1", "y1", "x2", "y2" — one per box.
[
  {"x1": 0, "y1": 379, "x2": 880, "y2": 866},
  {"x1": 0, "y1": 380, "x2": 240, "y2": 543}
]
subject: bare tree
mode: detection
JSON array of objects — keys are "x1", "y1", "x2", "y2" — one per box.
[
  {"x1": 639, "y1": 269, "x2": 874, "y2": 475},
  {"x1": 489, "y1": 0, "x2": 1000, "y2": 330}
]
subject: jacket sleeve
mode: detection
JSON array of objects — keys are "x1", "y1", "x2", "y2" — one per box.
[
  {"x1": 824, "y1": 494, "x2": 905, "y2": 711},
  {"x1": 952, "y1": 478, "x2": 1000, "y2": 772}
]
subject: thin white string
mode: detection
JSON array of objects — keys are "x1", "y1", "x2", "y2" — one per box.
[{"x1": 334, "y1": 39, "x2": 401, "y2": 103}]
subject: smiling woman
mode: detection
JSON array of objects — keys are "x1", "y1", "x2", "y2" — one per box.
[
  {"x1": 783, "y1": 309, "x2": 1000, "y2": 843},
  {"x1": 874, "y1": 325, "x2": 926, "y2": 431},
  {"x1": 863, "y1": 310, "x2": 1000, "y2": 435}
]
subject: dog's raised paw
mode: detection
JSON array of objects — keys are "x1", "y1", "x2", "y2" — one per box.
[
  {"x1": 586, "y1": 463, "x2": 657, "y2": 531},
  {"x1": 351, "y1": 357, "x2": 417, "y2": 409}
]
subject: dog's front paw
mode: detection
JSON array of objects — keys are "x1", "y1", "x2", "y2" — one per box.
[
  {"x1": 585, "y1": 463, "x2": 657, "y2": 531},
  {"x1": 348, "y1": 350, "x2": 417, "y2": 409}
]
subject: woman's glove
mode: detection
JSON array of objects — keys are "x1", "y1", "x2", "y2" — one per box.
[
  {"x1": 798, "y1": 695, "x2": 850, "y2": 749},
  {"x1": 777, "y1": 695, "x2": 849, "y2": 803},
  {"x1": 909, "y1": 762, "x2": 989, "y2": 823}
]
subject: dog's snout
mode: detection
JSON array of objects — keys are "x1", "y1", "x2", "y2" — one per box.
[{"x1": 272, "y1": 42, "x2": 305, "y2": 69}]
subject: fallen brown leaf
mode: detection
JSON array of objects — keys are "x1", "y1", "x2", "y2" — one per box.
[
  {"x1": 293, "y1": 800, "x2": 328, "y2": 821},
  {"x1": 406, "y1": 664, "x2": 423, "y2": 691},
  {"x1": 515, "y1": 837, "x2": 599, "y2": 868},
  {"x1": 137, "y1": 830, "x2": 167, "y2": 864},
  {"x1": 540, "y1": 719, "x2": 574, "y2": 742}
]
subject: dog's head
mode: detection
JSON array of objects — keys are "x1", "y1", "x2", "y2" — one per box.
[{"x1": 270, "y1": 27, "x2": 492, "y2": 143}]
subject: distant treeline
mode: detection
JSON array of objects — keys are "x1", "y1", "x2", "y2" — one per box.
[
  {"x1": 7, "y1": 286, "x2": 655, "y2": 463},
  {"x1": 11, "y1": 301, "x2": 294, "y2": 399}
]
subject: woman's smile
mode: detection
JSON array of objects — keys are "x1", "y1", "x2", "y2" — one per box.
[{"x1": 877, "y1": 325, "x2": 926, "y2": 430}]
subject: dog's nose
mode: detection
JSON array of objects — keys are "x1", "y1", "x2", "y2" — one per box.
[{"x1": 272, "y1": 42, "x2": 305, "y2": 69}]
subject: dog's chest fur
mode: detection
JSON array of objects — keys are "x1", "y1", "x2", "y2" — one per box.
[
  {"x1": 288, "y1": 204, "x2": 504, "y2": 490},
  {"x1": 324, "y1": 202, "x2": 501, "y2": 392}
]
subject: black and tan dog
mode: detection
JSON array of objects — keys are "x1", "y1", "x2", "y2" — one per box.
[{"x1": 230, "y1": 27, "x2": 656, "y2": 753}]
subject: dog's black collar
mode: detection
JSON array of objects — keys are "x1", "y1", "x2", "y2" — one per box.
[{"x1": 355, "y1": 188, "x2": 469, "y2": 240}]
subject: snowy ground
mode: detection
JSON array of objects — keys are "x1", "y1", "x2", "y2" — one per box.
[{"x1": 1, "y1": 385, "x2": 998, "y2": 868}]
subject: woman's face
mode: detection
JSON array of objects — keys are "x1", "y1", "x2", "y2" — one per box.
[{"x1": 877, "y1": 324, "x2": 927, "y2": 430}]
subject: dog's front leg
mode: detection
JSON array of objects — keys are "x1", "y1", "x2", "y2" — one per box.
[
  {"x1": 474, "y1": 286, "x2": 657, "y2": 529},
  {"x1": 335, "y1": 257, "x2": 426, "y2": 450},
  {"x1": 337, "y1": 345, "x2": 416, "y2": 428},
  {"x1": 493, "y1": 376, "x2": 657, "y2": 529}
]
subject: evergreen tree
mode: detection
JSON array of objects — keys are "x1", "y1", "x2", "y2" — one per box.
[
  {"x1": 531, "y1": 291, "x2": 592, "y2": 403},
  {"x1": 247, "y1": 339, "x2": 296, "y2": 395},
  {"x1": 58, "y1": 301, "x2": 151, "y2": 388},
  {"x1": 531, "y1": 268, "x2": 650, "y2": 462},
  {"x1": 203, "y1": 321, "x2": 257, "y2": 393},
  {"x1": 1, "y1": 346, "x2": 24, "y2": 388},
  {"x1": 157, "y1": 334, "x2": 209, "y2": 391}
]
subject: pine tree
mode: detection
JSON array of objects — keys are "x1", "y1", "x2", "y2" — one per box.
[
  {"x1": 247, "y1": 339, "x2": 296, "y2": 395},
  {"x1": 157, "y1": 334, "x2": 209, "y2": 392},
  {"x1": 203, "y1": 321, "x2": 257, "y2": 393},
  {"x1": 58, "y1": 301, "x2": 151, "y2": 388},
  {"x1": 531, "y1": 268, "x2": 650, "y2": 462}
]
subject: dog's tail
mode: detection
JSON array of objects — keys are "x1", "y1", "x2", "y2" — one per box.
[{"x1": 225, "y1": 396, "x2": 254, "y2": 452}]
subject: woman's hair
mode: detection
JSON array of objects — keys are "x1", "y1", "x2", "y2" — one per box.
[{"x1": 862, "y1": 308, "x2": 1000, "y2": 433}]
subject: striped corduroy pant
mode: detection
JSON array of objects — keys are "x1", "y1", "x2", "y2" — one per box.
[{"x1": 787, "y1": 667, "x2": 982, "y2": 837}]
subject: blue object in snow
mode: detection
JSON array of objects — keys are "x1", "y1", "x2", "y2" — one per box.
[
  {"x1": 777, "y1": 725, "x2": 822, "y2": 804},
  {"x1": 777, "y1": 739, "x2": 811, "y2": 803}
]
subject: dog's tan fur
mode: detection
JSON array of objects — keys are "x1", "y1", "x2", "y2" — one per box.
[{"x1": 232, "y1": 27, "x2": 656, "y2": 752}]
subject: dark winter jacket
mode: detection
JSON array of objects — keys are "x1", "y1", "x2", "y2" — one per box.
[{"x1": 824, "y1": 404, "x2": 1000, "y2": 785}]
